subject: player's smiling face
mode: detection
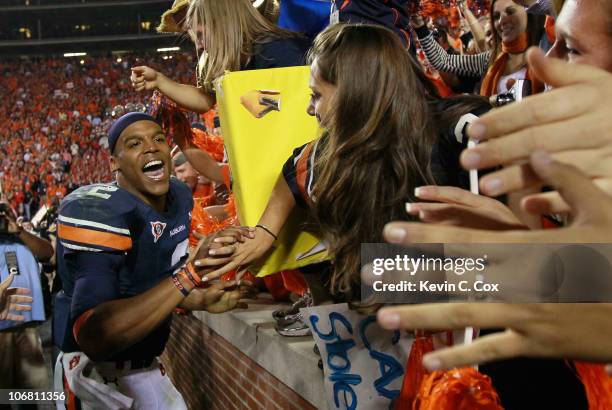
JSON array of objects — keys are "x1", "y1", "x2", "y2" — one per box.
[{"x1": 111, "y1": 120, "x2": 171, "y2": 208}]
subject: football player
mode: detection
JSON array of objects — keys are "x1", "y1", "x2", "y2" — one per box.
[{"x1": 53, "y1": 112, "x2": 253, "y2": 409}]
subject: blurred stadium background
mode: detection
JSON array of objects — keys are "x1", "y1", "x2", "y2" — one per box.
[
  {"x1": 1, "y1": 0, "x2": 289, "y2": 214},
  {"x1": 0, "y1": 0, "x2": 186, "y2": 55},
  {"x1": 1, "y1": 0, "x2": 278, "y2": 55}
]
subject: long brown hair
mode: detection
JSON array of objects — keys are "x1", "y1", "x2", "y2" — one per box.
[
  {"x1": 308, "y1": 24, "x2": 434, "y2": 297},
  {"x1": 186, "y1": 0, "x2": 297, "y2": 93},
  {"x1": 488, "y1": 0, "x2": 546, "y2": 67}
]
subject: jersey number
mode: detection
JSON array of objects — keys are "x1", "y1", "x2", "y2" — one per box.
[{"x1": 86, "y1": 185, "x2": 119, "y2": 200}]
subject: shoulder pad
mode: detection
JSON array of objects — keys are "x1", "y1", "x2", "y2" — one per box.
[
  {"x1": 170, "y1": 177, "x2": 194, "y2": 210},
  {"x1": 58, "y1": 184, "x2": 134, "y2": 253}
]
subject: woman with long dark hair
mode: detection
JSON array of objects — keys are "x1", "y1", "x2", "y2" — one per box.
[{"x1": 216, "y1": 23, "x2": 489, "y2": 301}]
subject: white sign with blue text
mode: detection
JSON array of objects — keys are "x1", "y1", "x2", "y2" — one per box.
[{"x1": 302, "y1": 304, "x2": 414, "y2": 410}]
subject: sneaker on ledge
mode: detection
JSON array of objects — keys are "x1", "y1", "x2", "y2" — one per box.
[
  {"x1": 274, "y1": 313, "x2": 312, "y2": 337},
  {"x1": 272, "y1": 292, "x2": 312, "y2": 321},
  {"x1": 275, "y1": 312, "x2": 303, "y2": 328}
]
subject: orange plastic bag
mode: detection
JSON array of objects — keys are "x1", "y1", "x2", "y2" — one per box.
[{"x1": 414, "y1": 367, "x2": 503, "y2": 410}]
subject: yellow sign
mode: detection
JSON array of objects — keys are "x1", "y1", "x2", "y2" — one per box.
[{"x1": 216, "y1": 66, "x2": 328, "y2": 276}]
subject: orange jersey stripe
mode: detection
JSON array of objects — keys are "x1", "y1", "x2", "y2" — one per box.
[
  {"x1": 72, "y1": 308, "x2": 94, "y2": 345},
  {"x1": 63, "y1": 375, "x2": 79, "y2": 410},
  {"x1": 59, "y1": 224, "x2": 132, "y2": 251}
]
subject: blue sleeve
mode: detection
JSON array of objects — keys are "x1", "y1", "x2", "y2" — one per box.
[
  {"x1": 277, "y1": 0, "x2": 330, "y2": 38},
  {"x1": 69, "y1": 251, "x2": 124, "y2": 321},
  {"x1": 249, "y1": 38, "x2": 310, "y2": 70},
  {"x1": 338, "y1": 0, "x2": 412, "y2": 46}
]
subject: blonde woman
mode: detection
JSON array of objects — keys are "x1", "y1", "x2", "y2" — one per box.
[{"x1": 131, "y1": 0, "x2": 309, "y2": 113}]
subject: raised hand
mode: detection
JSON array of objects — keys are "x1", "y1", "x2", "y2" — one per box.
[
  {"x1": 131, "y1": 66, "x2": 161, "y2": 92},
  {"x1": 377, "y1": 153, "x2": 612, "y2": 369},
  {"x1": 410, "y1": 14, "x2": 426, "y2": 29},
  {"x1": 0, "y1": 274, "x2": 32, "y2": 322},
  {"x1": 406, "y1": 185, "x2": 526, "y2": 230},
  {"x1": 377, "y1": 303, "x2": 612, "y2": 370},
  {"x1": 385, "y1": 151, "x2": 612, "y2": 244},
  {"x1": 461, "y1": 48, "x2": 612, "y2": 213}
]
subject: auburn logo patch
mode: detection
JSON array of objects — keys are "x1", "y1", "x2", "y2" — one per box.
[
  {"x1": 150, "y1": 221, "x2": 167, "y2": 243},
  {"x1": 69, "y1": 355, "x2": 81, "y2": 371}
]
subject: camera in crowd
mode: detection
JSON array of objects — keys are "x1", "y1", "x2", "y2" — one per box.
[
  {"x1": 0, "y1": 199, "x2": 59, "y2": 238},
  {"x1": 492, "y1": 79, "x2": 532, "y2": 107},
  {"x1": 31, "y1": 204, "x2": 59, "y2": 239}
]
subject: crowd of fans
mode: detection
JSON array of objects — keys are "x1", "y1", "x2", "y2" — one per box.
[{"x1": 0, "y1": 51, "x2": 194, "y2": 217}]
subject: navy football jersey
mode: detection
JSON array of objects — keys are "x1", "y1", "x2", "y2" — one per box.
[{"x1": 53, "y1": 178, "x2": 193, "y2": 361}]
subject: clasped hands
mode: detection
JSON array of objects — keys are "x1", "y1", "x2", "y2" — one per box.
[{"x1": 182, "y1": 224, "x2": 274, "y2": 313}]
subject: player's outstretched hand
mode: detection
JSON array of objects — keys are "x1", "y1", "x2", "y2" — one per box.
[
  {"x1": 182, "y1": 280, "x2": 256, "y2": 313},
  {"x1": 0, "y1": 274, "x2": 32, "y2": 321},
  {"x1": 206, "y1": 280, "x2": 256, "y2": 313}
]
